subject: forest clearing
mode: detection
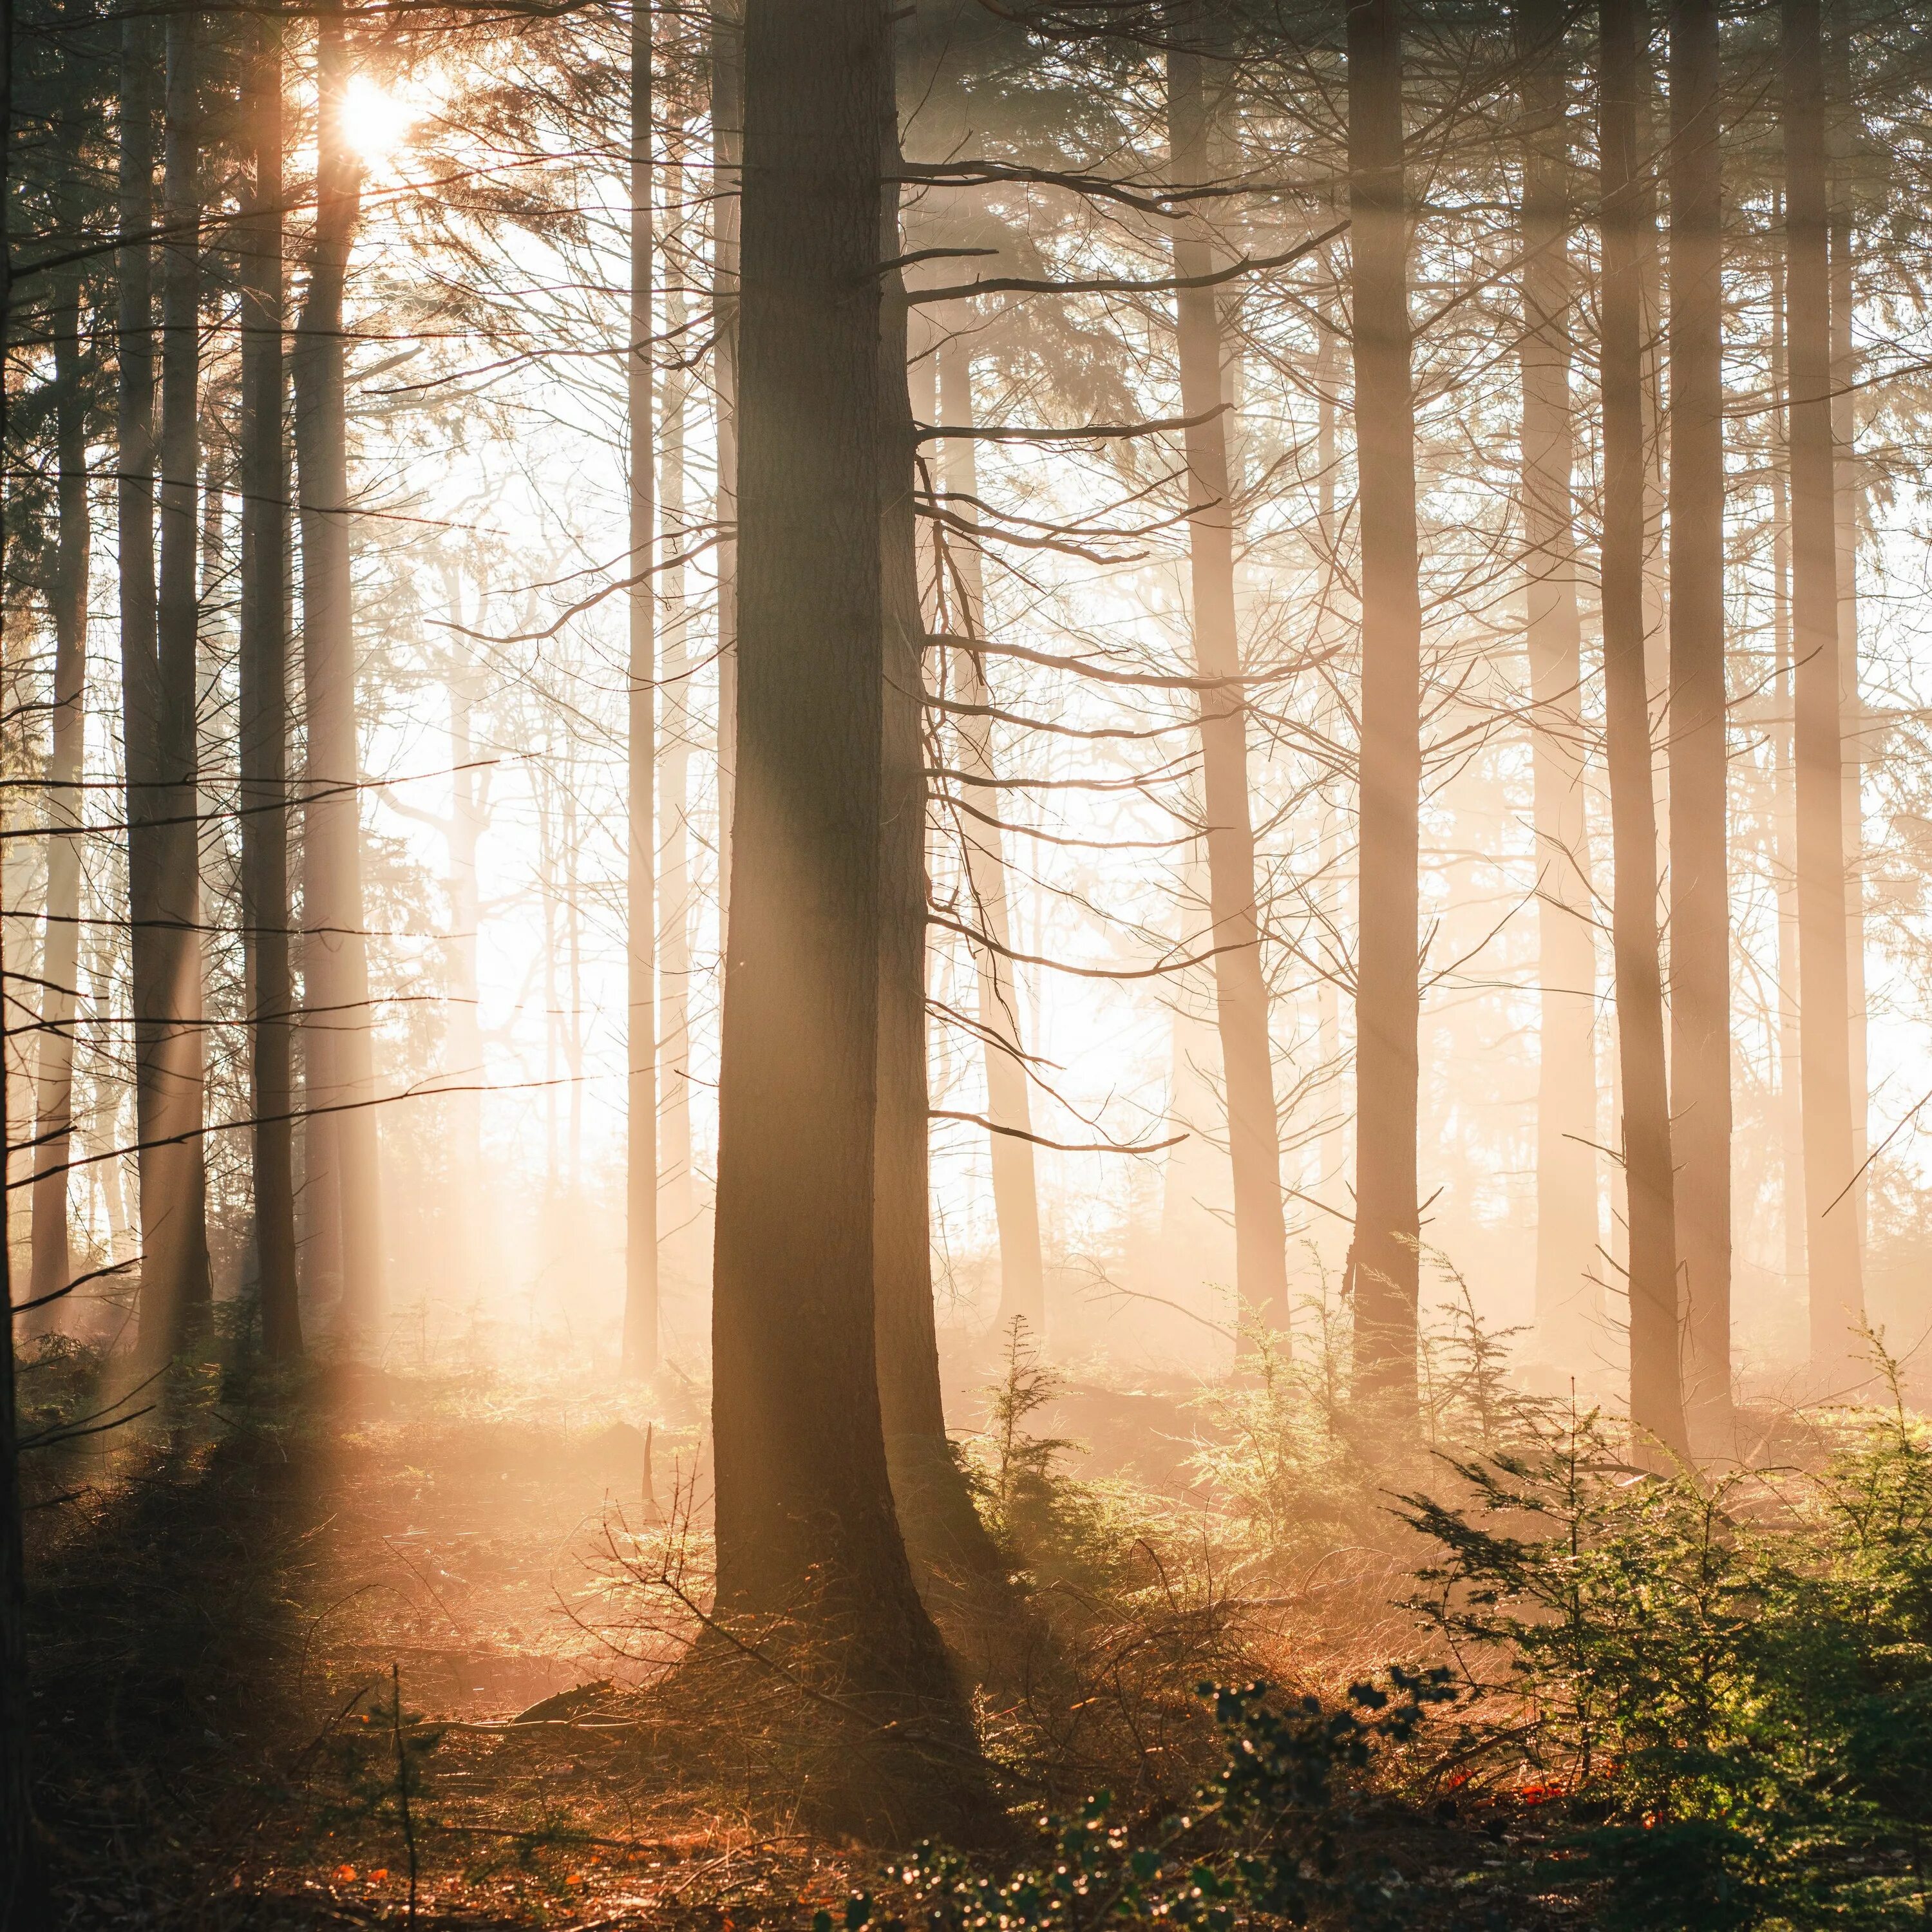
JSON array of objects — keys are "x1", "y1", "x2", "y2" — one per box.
[{"x1": 8, "y1": 0, "x2": 1932, "y2": 1923}]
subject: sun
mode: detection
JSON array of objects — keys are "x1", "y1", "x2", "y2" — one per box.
[{"x1": 339, "y1": 75, "x2": 417, "y2": 164}]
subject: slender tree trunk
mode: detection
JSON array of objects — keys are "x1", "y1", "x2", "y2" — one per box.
[
  {"x1": 1166, "y1": 1, "x2": 1288, "y2": 1340},
  {"x1": 623, "y1": 0, "x2": 658, "y2": 1377},
  {"x1": 292, "y1": 0, "x2": 383, "y2": 1342},
  {"x1": 1345, "y1": 0, "x2": 1422, "y2": 1409},
  {"x1": 1667, "y1": 0, "x2": 1730, "y2": 1434},
  {"x1": 240, "y1": 2, "x2": 299, "y2": 1359},
  {"x1": 0, "y1": 0, "x2": 51, "y2": 1904},
  {"x1": 1600, "y1": 0, "x2": 1687, "y2": 1461},
  {"x1": 938, "y1": 332, "x2": 1045, "y2": 1338},
  {"x1": 711, "y1": 0, "x2": 741, "y2": 933},
  {"x1": 1784, "y1": 0, "x2": 1863, "y2": 1374},
  {"x1": 137, "y1": 5, "x2": 213, "y2": 1367},
  {"x1": 28, "y1": 264, "x2": 88, "y2": 1321},
  {"x1": 1515, "y1": 2, "x2": 1598, "y2": 1364},
  {"x1": 709, "y1": 0, "x2": 978, "y2": 1820}
]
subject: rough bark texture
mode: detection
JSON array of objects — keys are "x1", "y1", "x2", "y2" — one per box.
[
  {"x1": 1166, "y1": 2, "x2": 1288, "y2": 1339},
  {"x1": 1600, "y1": 0, "x2": 1687, "y2": 1461},
  {"x1": 711, "y1": 0, "x2": 741, "y2": 934},
  {"x1": 240, "y1": 3, "x2": 300, "y2": 1359},
  {"x1": 28, "y1": 261, "x2": 88, "y2": 1322},
  {"x1": 623, "y1": 0, "x2": 658, "y2": 1378},
  {"x1": 709, "y1": 0, "x2": 980, "y2": 1825},
  {"x1": 1514, "y1": 1, "x2": 1598, "y2": 1365},
  {"x1": 292, "y1": 0, "x2": 383, "y2": 1341},
  {"x1": 1784, "y1": 0, "x2": 1864, "y2": 1374},
  {"x1": 1667, "y1": 0, "x2": 1731, "y2": 1434},
  {"x1": 1345, "y1": 0, "x2": 1422, "y2": 1409},
  {"x1": 938, "y1": 333, "x2": 1045, "y2": 1338},
  {"x1": 135, "y1": 7, "x2": 214, "y2": 1367}
]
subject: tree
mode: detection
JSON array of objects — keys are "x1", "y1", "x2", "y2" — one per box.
[
  {"x1": 1345, "y1": 0, "x2": 1423, "y2": 1410},
  {"x1": 238, "y1": 0, "x2": 299, "y2": 1359},
  {"x1": 292, "y1": 0, "x2": 384, "y2": 1341},
  {"x1": 1667, "y1": 0, "x2": 1731, "y2": 1435},
  {"x1": 708, "y1": 0, "x2": 981, "y2": 1824},
  {"x1": 1599, "y1": 0, "x2": 1686, "y2": 1461},
  {"x1": 1783, "y1": 0, "x2": 1862, "y2": 1378},
  {"x1": 1514, "y1": 0, "x2": 1598, "y2": 1367},
  {"x1": 1166, "y1": 0, "x2": 1288, "y2": 1340}
]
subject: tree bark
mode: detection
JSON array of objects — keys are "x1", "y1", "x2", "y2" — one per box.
[
  {"x1": 1166, "y1": 1, "x2": 1288, "y2": 1341},
  {"x1": 711, "y1": 0, "x2": 741, "y2": 935},
  {"x1": 1345, "y1": 0, "x2": 1421, "y2": 1410},
  {"x1": 137, "y1": 4, "x2": 214, "y2": 1368},
  {"x1": 623, "y1": 0, "x2": 658, "y2": 1378},
  {"x1": 709, "y1": 0, "x2": 979, "y2": 1819},
  {"x1": 1514, "y1": 1, "x2": 1598, "y2": 1366},
  {"x1": 1783, "y1": 0, "x2": 1863, "y2": 1375},
  {"x1": 938, "y1": 332, "x2": 1045, "y2": 1338},
  {"x1": 240, "y1": 1, "x2": 299, "y2": 1359},
  {"x1": 1666, "y1": 0, "x2": 1730, "y2": 1434},
  {"x1": 27, "y1": 261, "x2": 88, "y2": 1324},
  {"x1": 1599, "y1": 0, "x2": 1686, "y2": 1461},
  {"x1": 292, "y1": 0, "x2": 383, "y2": 1343}
]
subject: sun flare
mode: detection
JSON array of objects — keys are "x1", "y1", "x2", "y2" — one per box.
[{"x1": 338, "y1": 75, "x2": 417, "y2": 162}]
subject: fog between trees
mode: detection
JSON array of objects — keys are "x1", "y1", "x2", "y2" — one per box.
[{"x1": 8, "y1": 0, "x2": 1932, "y2": 1908}]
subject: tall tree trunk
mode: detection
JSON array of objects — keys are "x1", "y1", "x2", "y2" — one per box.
[
  {"x1": 709, "y1": 0, "x2": 979, "y2": 1821},
  {"x1": 28, "y1": 263, "x2": 88, "y2": 1322},
  {"x1": 240, "y1": 1, "x2": 299, "y2": 1359},
  {"x1": 1345, "y1": 0, "x2": 1422, "y2": 1409},
  {"x1": 938, "y1": 332, "x2": 1045, "y2": 1338},
  {"x1": 292, "y1": 0, "x2": 383, "y2": 1342},
  {"x1": 1599, "y1": 0, "x2": 1686, "y2": 1460},
  {"x1": 1784, "y1": 0, "x2": 1863, "y2": 1374},
  {"x1": 623, "y1": 0, "x2": 658, "y2": 1377},
  {"x1": 711, "y1": 0, "x2": 741, "y2": 934},
  {"x1": 137, "y1": 5, "x2": 213, "y2": 1368},
  {"x1": 1515, "y1": 1, "x2": 1598, "y2": 1365},
  {"x1": 1166, "y1": 1, "x2": 1288, "y2": 1340},
  {"x1": 0, "y1": 0, "x2": 51, "y2": 1905},
  {"x1": 1667, "y1": 0, "x2": 1730, "y2": 1434},
  {"x1": 660, "y1": 133, "x2": 695, "y2": 1234}
]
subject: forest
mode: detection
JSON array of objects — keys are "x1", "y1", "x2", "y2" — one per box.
[{"x1": 5, "y1": 0, "x2": 1932, "y2": 1922}]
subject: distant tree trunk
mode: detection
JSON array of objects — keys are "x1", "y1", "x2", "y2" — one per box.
[
  {"x1": 137, "y1": 5, "x2": 214, "y2": 1368},
  {"x1": 240, "y1": 2, "x2": 300, "y2": 1360},
  {"x1": 1599, "y1": 0, "x2": 1686, "y2": 1461},
  {"x1": 1667, "y1": 0, "x2": 1730, "y2": 1434},
  {"x1": 1784, "y1": 0, "x2": 1863, "y2": 1374},
  {"x1": 938, "y1": 332, "x2": 1045, "y2": 1338},
  {"x1": 623, "y1": 0, "x2": 658, "y2": 1378},
  {"x1": 711, "y1": 0, "x2": 741, "y2": 933},
  {"x1": 27, "y1": 262, "x2": 88, "y2": 1323},
  {"x1": 1345, "y1": 0, "x2": 1421, "y2": 1410},
  {"x1": 1166, "y1": 1, "x2": 1289, "y2": 1341},
  {"x1": 1514, "y1": 1, "x2": 1598, "y2": 1365},
  {"x1": 0, "y1": 0, "x2": 52, "y2": 1907},
  {"x1": 292, "y1": 0, "x2": 383, "y2": 1343},
  {"x1": 710, "y1": 0, "x2": 979, "y2": 1817}
]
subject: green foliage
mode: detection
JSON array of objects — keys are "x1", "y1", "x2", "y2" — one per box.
[
  {"x1": 815, "y1": 1671, "x2": 1455, "y2": 1932},
  {"x1": 1401, "y1": 1352, "x2": 1932, "y2": 1927}
]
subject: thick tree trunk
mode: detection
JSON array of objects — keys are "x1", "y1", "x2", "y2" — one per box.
[
  {"x1": 1345, "y1": 0, "x2": 1421, "y2": 1410},
  {"x1": 292, "y1": 0, "x2": 383, "y2": 1343},
  {"x1": 623, "y1": 0, "x2": 658, "y2": 1378},
  {"x1": 1783, "y1": 0, "x2": 1863, "y2": 1375},
  {"x1": 240, "y1": 3, "x2": 300, "y2": 1359},
  {"x1": 1667, "y1": 0, "x2": 1730, "y2": 1434},
  {"x1": 710, "y1": 0, "x2": 979, "y2": 1821},
  {"x1": 1514, "y1": 2, "x2": 1598, "y2": 1365},
  {"x1": 28, "y1": 265, "x2": 88, "y2": 1323},
  {"x1": 938, "y1": 333, "x2": 1045, "y2": 1338},
  {"x1": 711, "y1": 0, "x2": 741, "y2": 934},
  {"x1": 1599, "y1": 0, "x2": 1686, "y2": 1461},
  {"x1": 1166, "y1": 3, "x2": 1288, "y2": 1340},
  {"x1": 137, "y1": 6, "x2": 214, "y2": 1368}
]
